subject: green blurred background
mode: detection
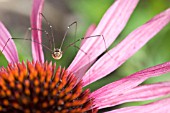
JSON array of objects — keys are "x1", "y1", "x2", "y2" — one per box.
[{"x1": 0, "y1": 0, "x2": 170, "y2": 111}]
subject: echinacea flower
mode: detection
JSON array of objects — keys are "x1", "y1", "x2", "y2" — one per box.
[{"x1": 0, "y1": 0, "x2": 170, "y2": 112}]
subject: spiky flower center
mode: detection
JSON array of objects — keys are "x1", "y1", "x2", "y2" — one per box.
[{"x1": 0, "y1": 61, "x2": 97, "y2": 113}]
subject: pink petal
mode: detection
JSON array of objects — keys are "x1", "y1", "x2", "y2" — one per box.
[
  {"x1": 83, "y1": 8, "x2": 170, "y2": 86},
  {"x1": 68, "y1": 0, "x2": 139, "y2": 77},
  {"x1": 105, "y1": 98, "x2": 170, "y2": 113},
  {"x1": 73, "y1": 24, "x2": 96, "y2": 81},
  {"x1": 94, "y1": 82, "x2": 170, "y2": 109},
  {"x1": 80, "y1": 24, "x2": 96, "y2": 47},
  {"x1": 91, "y1": 61, "x2": 170, "y2": 98},
  {"x1": 0, "y1": 22, "x2": 19, "y2": 63},
  {"x1": 31, "y1": 0, "x2": 44, "y2": 63}
]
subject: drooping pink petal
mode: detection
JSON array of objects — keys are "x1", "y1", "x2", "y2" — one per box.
[
  {"x1": 31, "y1": 0, "x2": 44, "y2": 63},
  {"x1": 83, "y1": 8, "x2": 170, "y2": 86},
  {"x1": 105, "y1": 98, "x2": 170, "y2": 113},
  {"x1": 80, "y1": 24, "x2": 96, "y2": 47},
  {"x1": 0, "y1": 22, "x2": 19, "y2": 63},
  {"x1": 94, "y1": 82, "x2": 170, "y2": 109},
  {"x1": 68, "y1": 0, "x2": 139, "y2": 77},
  {"x1": 91, "y1": 61, "x2": 170, "y2": 98},
  {"x1": 73, "y1": 24, "x2": 96, "y2": 81}
]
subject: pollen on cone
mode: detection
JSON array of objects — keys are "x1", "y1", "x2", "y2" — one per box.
[{"x1": 0, "y1": 61, "x2": 97, "y2": 112}]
